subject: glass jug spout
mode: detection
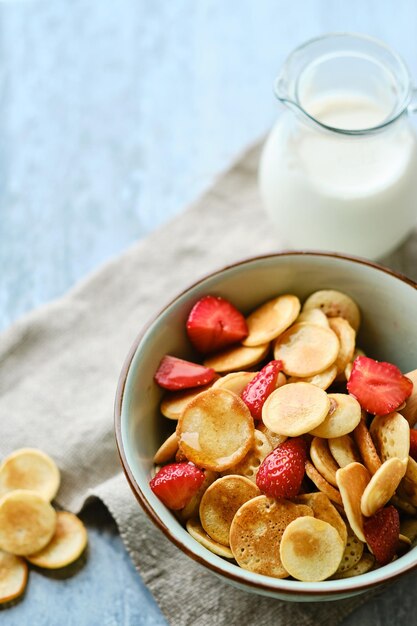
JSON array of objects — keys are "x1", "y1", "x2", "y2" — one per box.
[
  {"x1": 407, "y1": 88, "x2": 417, "y2": 114},
  {"x1": 272, "y1": 33, "x2": 415, "y2": 136},
  {"x1": 274, "y1": 75, "x2": 300, "y2": 112}
]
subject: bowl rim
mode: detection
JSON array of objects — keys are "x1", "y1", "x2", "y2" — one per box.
[{"x1": 114, "y1": 250, "x2": 417, "y2": 596}]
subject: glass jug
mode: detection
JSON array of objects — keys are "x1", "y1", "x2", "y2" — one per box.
[{"x1": 259, "y1": 34, "x2": 417, "y2": 259}]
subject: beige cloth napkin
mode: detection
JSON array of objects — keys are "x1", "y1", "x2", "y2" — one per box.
[{"x1": 0, "y1": 142, "x2": 416, "y2": 625}]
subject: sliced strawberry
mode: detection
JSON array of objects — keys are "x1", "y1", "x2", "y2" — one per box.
[
  {"x1": 186, "y1": 295, "x2": 248, "y2": 354},
  {"x1": 347, "y1": 356, "x2": 413, "y2": 415},
  {"x1": 241, "y1": 360, "x2": 283, "y2": 420},
  {"x1": 149, "y1": 462, "x2": 205, "y2": 510},
  {"x1": 256, "y1": 438, "x2": 306, "y2": 499},
  {"x1": 363, "y1": 505, "x2": 400, "y2": 565},
  {"x1": 154, "y1": 355, "x2": 216, "y2": 390},
  {"x1": 410, "y1": 429, "x2": 417, "y2": 462}
]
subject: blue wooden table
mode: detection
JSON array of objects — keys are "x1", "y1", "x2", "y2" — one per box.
[{"x1": 2, "y1": 1, "x2": 417, "y2": 624}]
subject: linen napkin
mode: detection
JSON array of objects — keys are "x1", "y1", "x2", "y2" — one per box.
[{"x1": 0, "y1": 142, "x2": 416, "y2": 626}]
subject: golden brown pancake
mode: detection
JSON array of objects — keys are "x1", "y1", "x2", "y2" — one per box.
[
  {"x1": 27, "y1": 511, "x2": 87, "y2": 569},
  {"x1": 199, "y1": 475, "x2": 260, "y2": 546},
  {"x1": 273, "y1": 323, "x2": 339, "y2": 378},
  {"x1": 229, "y1": 495, "x2": 312, "y2": 578},
  {"x1": 177, "y1": 388, "x2": 254, "y2": 472},
  {"x1": 279, "y1": 517, "x2": 345, "y2": 582},
  {"x1": 242, "y1": 295, "x2": 300, "y2": 347}
]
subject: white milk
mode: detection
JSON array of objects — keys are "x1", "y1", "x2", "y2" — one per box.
[{"x1": 259, "y1": 94, "x2": 417, "y2": 259}]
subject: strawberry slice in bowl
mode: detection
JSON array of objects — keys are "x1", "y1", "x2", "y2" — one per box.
[
  {"x1": 241, "y1": 359, "x2": 283, "y2": 420},
  {"x1": 256, "y1": 437, "x2": 306, "y2": 499},
  {"x1": 186, "y1": 295, "x2": 248, "y2": 354},
  {"x1": 364, "y1": 505, "x2": 400, "y2": 565},
  {"x1": 154, "y1": 355, "x2": 216, "y2": 391},
  {"x1": 347, "y1": 356, "x2": 413, "y2": 415},
  {"x1": 150, "y1": 463, "x2": 205, "y2": 510}
]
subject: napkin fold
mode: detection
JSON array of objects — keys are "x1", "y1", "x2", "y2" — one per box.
[{"x1": 0, "y1": 142, "x2": 415, "y2": 625}]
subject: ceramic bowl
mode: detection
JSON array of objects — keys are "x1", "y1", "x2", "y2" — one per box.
[{"x1": 115, "y1": 252, "x2": 417, "y2": 601}]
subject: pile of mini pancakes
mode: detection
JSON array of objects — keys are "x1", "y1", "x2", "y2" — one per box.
[
  {"x1": 154, "y1": 290, "x2": 417, "y2": 582},
  {"x1": 0, "y1": 448, "x2": 87, "y2": 605}
]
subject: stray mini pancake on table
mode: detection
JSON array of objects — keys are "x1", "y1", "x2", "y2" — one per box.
[
  {"x1": 151, "y1": 290, "x2": 417, "y2": 582},
  {"x1": 0, "y1": 448, "x2": 88, "y2": 606}
]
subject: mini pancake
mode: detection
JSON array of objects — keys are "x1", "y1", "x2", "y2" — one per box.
[
  {"x1": 305, "y1": 461, "x2": 343, "y2": 506},
  {"x1": 257, "y1": 423, "x2": 287, "y2": 449},
  {"x1": 229, "y1": 495, "x2": 312, "y2": 578},
  {"x1": 336, "y1": 463, "x2": 370, "y2": 542},
  {"x1": 369, "y1": 411, "x2": 410, "y2": 462},
  {"x1": 279, "y1": 517, "x2": 345, "y2": 582},
  {"x1": 175, "y1": 449, "x2": 187, "y2": 462},
  {"x1": 273, "y1": 323, "x2": 339, "y2": 378},
  {"x1": 160, "y1": 379, "x2": 218, "y2": 420},
  {"x1": 0, "y1": 490, "x2": 56, "y2": 556},
  {"x1": 275, "y1": 372, "x2": 287, "y2": 389},
  {"x1": 310, "y1": 394, "x2": 362, "y2": 439},
  {"x1": 178, "y1": 470, "x2": 219, "y2": 522},
  {"x1": 397, "y1": 534, "x2": 412, "y2": 558},
  {"x1": 327, "y1": 317, "x2": 356, "y2": 375},
  {"x1": 295, "y1": 308, "x2": 330, "y2": 328},
  {"x1": 186, "y1": 518, "x2": 234, "y2": 558},
  {"x1": 293, "y1": 492, "x2": 347, "y2": 544},
  {"x1": 397, "y1": 480, "x2": 417, "y2": 508},
  {"x1": 214, "y1": 371, "x2": 286, "y2": 397},
  {"x1": 328, "y1": 435, "x2": 361, "y2": 468},
  {"x1": 345, "y1": 362, "x2": 353, "y2": 381},
  {"x1": 344, "y1": 348, "x2": 366, "y2": 381},
  {"x1": 302, "y1": 290, "x2": 361, "y2": 332},
  {"x1": 222, "y1": 429, "x2": 272, "y2": 483},
  {"x1": 199, "y1": 475, "x2": 260, "y2": 546},
  {"x1": 399, "y1": 370, "x2": 417, "y2": 427},
  {"x1": 334, "y1": 534, "x2": 364, "y2": 574},
  {"x1": 403, "y1": 455, "x2": 417, "y2": 485},
  {"x1": 26, "y1": 511, "x2": 87, "y2": 569},
  {"x1": 397, "y1": 456, "x2": 417, "y2": 506},
  {"x1": 361, "y1": 457, "x2": 408, "y2": 517},
  {"x1": 333, "y1": 553, "x2": 375, "y2": 579},
  {"x1": 0, "y1": 448, "x2": 60, "y2": 502},
  {"x1": 153, "y1": 432, "x2": 178, "y2": 465},
  {"x1": 262, "y1": 383, "x2": 330, "y2": 437},
  {"x1": 242, "y1": 295, "x2": 300, "y2": 347},
  {"x1": 353, "y1": 419, "x2": 382, "y2": 475},
  {"x1": 399, "y1": 534, "x2": 412, "y2": 547},
  {"x1": 288, "y1": 365, "x2": 338, "y2": 391},
  {"x1": 0, "y1": 550, "x2": 28, "y2": 605},
  {"x1": 212, "y1": 371, "x2": 257, "y2": 395},
  {"x1": 391, "y1": 493, "x2": 417, "y2": 516},
  {"x1": 177, "y1": 388, "x2": 254, "y2": 472},
  {"x1": 203, "y1": 343, "x2": 270, "y2": 373},
  {"x1": 400, "y1": 518, "x2": 417, "y2": 544},
  {"x1": 310, "y1": 438, "x2": 340, "y2": 487}
]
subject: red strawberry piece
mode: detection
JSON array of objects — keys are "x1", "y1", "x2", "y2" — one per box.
[
  {"x1": 154, "y1": 355, "x2": 216, "y2": 390},
  {"x1": 186, "y1": 295, "x2": 248, "y2": 354},
  {"x1": 241, "y1": 360, "x2": 283, "y2": 420},
  {"x1": 363, "y1": 505, "x2": 400, "y2": 565},
  {"x1": 409, "y1": 429, "x2": 417, "y2": 462},
  {"x1": 347, "y1": 356, "x2": 413, "y2": 415},
  {"x1": 149, "y1": 462, "x2": 205, "y2": 510},
  {"x1": 256, "y1": 438, "x2": 306, "y2": 499}
]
